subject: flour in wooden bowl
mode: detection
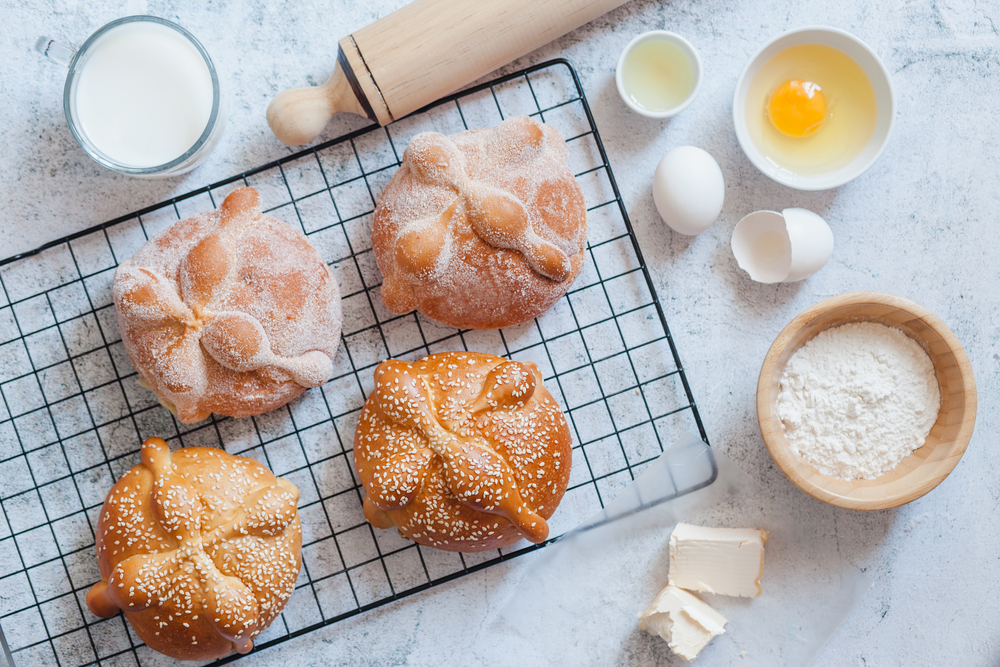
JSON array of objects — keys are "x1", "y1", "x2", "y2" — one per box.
[{"x1": 775, "y1": 321, "x2": 941, "y2": 480}]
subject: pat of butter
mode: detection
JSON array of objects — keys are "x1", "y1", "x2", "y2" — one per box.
[
  {"x1": 638, "y1": 584, "x2": 728, "y2": 663},
  {"x1": 668, "y1": 523, "x2": 768, "y2": 597}
]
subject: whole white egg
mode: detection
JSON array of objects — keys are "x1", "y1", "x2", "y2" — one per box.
[{"x1": 652, "y1": 146, "x2": 725, "y2": 235}]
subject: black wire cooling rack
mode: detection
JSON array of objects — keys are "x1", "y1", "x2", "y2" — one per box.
[{"x1": 0, "y1": 59, "x2": 713, "y2": 667}]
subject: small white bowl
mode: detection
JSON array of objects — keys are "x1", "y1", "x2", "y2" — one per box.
[
  {"x1": 733, "y1": 27, "x2": 895, "y2": 190},
  {"x1": 616, "y1": 31, "x2": 702, "y2": 119}
]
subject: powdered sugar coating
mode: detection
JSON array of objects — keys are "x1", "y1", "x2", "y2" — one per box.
[
  {"x1": 373, "y1": 116, "x2": 588, "y2": 329},
  {"x1": 354, "y1": 352, "x2": 573, "y2": 552},
  {"x1": 113, "y1": 187, "x2": 342, "y2": 423}
]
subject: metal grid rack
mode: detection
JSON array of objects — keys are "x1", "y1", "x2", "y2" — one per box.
[{"x1": 0, "y1": 59, "x2": 711, "y2": 667}]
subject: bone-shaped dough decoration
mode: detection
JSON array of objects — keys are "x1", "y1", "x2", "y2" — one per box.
[
  {"x1": 86, "y1": 438, "x2": 301, "y2": 660},
  {"x1": 354, "y1": 352, "x2": 573, "y2": 552},
  {"x1": 373, "y1": 116, "x2": 587, "y2": 330},
  {"x1": 399, "y1": 129, "x2": 573, "y2": 282},
  {"x1": 113, "y1": 186, "x2": 341, "y2": 423}
]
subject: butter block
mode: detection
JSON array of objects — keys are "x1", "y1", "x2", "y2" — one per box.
[
  {"x1": 668, "y1": 523, "x2": 768, "y2": 597},
  {"x1": 638, "y1": 584, "x2": 728, "y2": 663}
]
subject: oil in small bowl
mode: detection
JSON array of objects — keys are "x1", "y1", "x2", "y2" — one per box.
[{"x1": 617, "y1": 32, "x2": 701, "y2": 117}]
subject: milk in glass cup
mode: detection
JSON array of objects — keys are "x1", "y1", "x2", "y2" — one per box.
[{"x1": 37, "y1": 16, "x2": 225, "y2": 178}]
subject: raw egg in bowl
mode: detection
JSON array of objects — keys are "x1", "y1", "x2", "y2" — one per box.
[{"x1": 733, "y1": 27, "x2": 895, "y2": 190}]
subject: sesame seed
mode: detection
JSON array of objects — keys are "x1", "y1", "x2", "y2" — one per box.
[{"x1": 95, "y1": 441, "x2": 302, "y2": 654}]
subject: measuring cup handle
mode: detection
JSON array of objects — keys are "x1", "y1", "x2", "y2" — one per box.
[{"x1": 35, "y1": 36, "x2": 77, "y2": 67}]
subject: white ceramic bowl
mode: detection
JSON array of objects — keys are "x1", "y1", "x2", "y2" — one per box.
[
  {"x1": 616, "y1": 31, "x2": 702, "y2": 118},
  {"x1": 733, "y1": 27, "x2": 895, "y2": 190}
]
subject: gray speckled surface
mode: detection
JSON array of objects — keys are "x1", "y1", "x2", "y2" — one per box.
[{"x1": 2, "y1": 0, "x2": 999, "y2": 665}]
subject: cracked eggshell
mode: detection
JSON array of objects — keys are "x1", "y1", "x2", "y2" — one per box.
[
  {"x1": 782, "y1": 208, "x2": 834, "y2": 281},
  {"x1": 731, "y1": 208, "x2": 833, "y2": 283},
  {"x1": 652, "y1": 146, "x2": 725, "y2": 236}
]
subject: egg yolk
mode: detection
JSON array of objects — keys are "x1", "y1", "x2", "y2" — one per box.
[{"x1": 767, "y1": 80, "x2": 827, "y2": 137}]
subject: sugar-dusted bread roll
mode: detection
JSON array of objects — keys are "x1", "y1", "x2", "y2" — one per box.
[
  {"x1": 354, "y1": 351, "x2": 573, "y2": 552},
  {"x1": 85, "y1": 438, "x2": 301, "y2": 661},
  {"x1": 113, "y1": 187, "x2": 342, "y2": 423},
  {"x1": 373, "y1": 115, "x2": 587, "y2": 330}
]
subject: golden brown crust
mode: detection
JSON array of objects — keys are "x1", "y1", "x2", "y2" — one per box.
[
  {"x1": 354, "y1": 352, "x2": 573, "y2": 552},
  {"x1": 86, "y1": 438, "x2": 302, "y2": 661},
  {"x1": 113, "y1": 187, "x2": 342, "y2": 423},
  {"x1": 373, "y1": 116, "x2": 588, "y2": 330}
]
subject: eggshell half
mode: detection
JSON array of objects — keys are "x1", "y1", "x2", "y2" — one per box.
[
  {"x1": 731, "y1": 208, "x2": 833, "y2": 283},
  {"x1": 732, "y1": 210, "x2": 790, "y2": 283},
  {"x1": 782, "y1": 208, "x2": 834, "y2": 281}
]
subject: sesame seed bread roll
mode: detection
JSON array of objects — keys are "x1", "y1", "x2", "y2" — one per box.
[
  {"x1": 113, "y1": 186, "x2": 342, "y2": 423},
  {"x1": 373, "y1": 115, "x2": 588, "y2": 330},
  {"x1": 354, "y1": 352, "x2": 573, "y2": 552},
  {"x1": 85, "y1": 438, "x2": 302, "y2": 661}
]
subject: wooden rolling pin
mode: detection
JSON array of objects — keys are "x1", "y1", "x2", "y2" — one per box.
[{"x1": 266, "y1": 0, "x2": 631, "y2": 145}]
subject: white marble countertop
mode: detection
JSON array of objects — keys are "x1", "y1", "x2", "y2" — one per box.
[{"x1": 2, "y1": 0, "x2": 999, "y2": 665}]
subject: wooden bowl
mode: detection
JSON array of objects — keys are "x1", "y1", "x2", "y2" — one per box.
[{"x1": 757, "y1": 292, "x2": 976, "y2": 510}]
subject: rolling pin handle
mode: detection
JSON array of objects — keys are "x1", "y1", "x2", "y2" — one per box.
[
  {"x1": 266, "y1": 56, "x2": 373, "y2": 146},
  {"x1": 266, "y1": 0, "x2": 633, "y2": 144}
]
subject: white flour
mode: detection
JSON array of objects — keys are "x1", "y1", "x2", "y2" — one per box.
[{"x1": 775, "y1": 321, "x2": 941, "y2": 480}]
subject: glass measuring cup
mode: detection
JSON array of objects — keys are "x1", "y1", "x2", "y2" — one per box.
[{"x1": 37, "y1": 15, "x2": 226, "y2": 179}]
